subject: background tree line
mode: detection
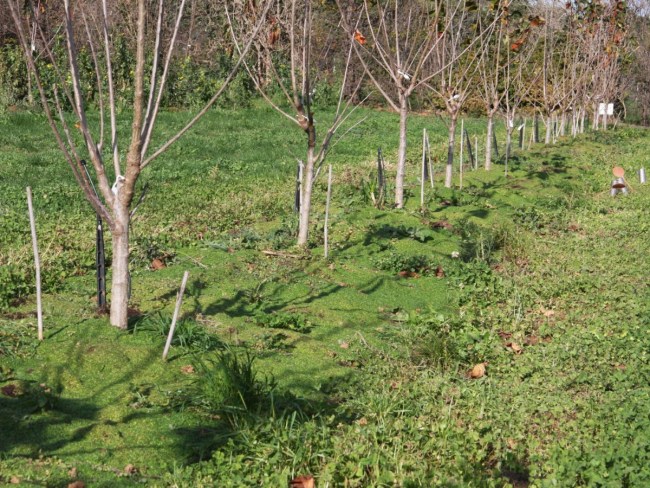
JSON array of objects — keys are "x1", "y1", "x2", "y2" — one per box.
[{"x1": 0, "y1": 0, "x2": 646, "y2": 123}]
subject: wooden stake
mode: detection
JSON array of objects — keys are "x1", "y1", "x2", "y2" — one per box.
[
  {"x1": 163, "y1": 270, "x2": 190, "y2": 361},
  {"x1": 426, "y1": 132, "x2": 434, "y2": 188},
  {"x1": 26, "y1": 187, "x2": 43, "y2": 341},
  {"x1": 459, "y1": 120, "x2": 464, "y2": 189},
  {"x1": 421, "y1": 129, "x2": 426, "y2": 208},
  {"x1": 324, "y1": 165, "x2": 332, "y2": 259}
]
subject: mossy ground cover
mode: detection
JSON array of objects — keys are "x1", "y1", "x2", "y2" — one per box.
[{"x1": 1, "y1": 106, "x2": 649, "y2": 486}]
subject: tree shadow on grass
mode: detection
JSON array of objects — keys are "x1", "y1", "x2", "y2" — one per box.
[{"x1": 527, "y1": 154, "x2": 569, "y2": 181}]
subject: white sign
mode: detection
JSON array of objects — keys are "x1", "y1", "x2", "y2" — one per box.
[{"x1": 598, "y1": 103, "x2": 614, "y2": 116}]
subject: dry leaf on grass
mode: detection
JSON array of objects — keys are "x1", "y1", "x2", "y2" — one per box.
[
  {"x1": 151, "y1": 258, "x2": 165, "y2": 270},
  {"x1": 469, "y1": 362, "x2": 487, "y2": 379},
  {"x1": 67, "y1": 482, "x2": 85, "y2": 488},
  {"x1": 68, "y1": 467, "x2": 78, "y2": 478},
  {"x1": 290, "y1": 475, "x2": 315, "y2": 488},
  {"x1": 338, "y1": 341, "x2": 349, "y2": 349},
  {"x1": 540, "y1": 307, "x2": 555, "y2": 318},
  {"x1": 124, "y1": 464, "x2": 138, "y2": 475},
  {"x1": 506, "y1": 342, "x2": 523, "y2": 354},
  {"x1": 435, "y1": 265, "x2": 445, "y2": 278},
  {"x1": 1, "y1": 384, "x2": 18, "y2": 397},
  {"x1": 180, "y1": 365, "x2": 195, "y2": 374},
  {"x1": 10, "y1": 477, "x2": 20, "y2": 485},
  {"x1": 398, "y1": 270, "x2": 419, "y2": 278}
]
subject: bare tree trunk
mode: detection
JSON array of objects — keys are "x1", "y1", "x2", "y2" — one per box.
[
  {"x1": 109, "y1": 207, "x2": 130, "y2": 329},
  {"x1": 298, "y1": 125, "x2": 316, "y2": 246},
  {"x1": 445, "y1": 115, "x2": 457, "y2": 188},
  {"x1": 485, "y1": 114, "x2": 494, "y2": 171},
  {"x1": 395, "y1": 93, "x2": 408, "y2": 208},
  {"x1": 545, "y1": 115, "x2": 552, "y2": 144}
]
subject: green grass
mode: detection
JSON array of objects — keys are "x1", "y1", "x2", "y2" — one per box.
[{"x1": 1, "y1": 106, "x2": 649, "y2": 486}]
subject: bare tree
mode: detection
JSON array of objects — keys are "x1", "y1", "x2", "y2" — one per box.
[
  {"x1": 500, "y1": 13, "x2": 544, "y2": 170},
  {"x1": 475, "y1": 2, "x2": 506, "y2": 172},
  {"x1": 338, "y1": 0, "x2": 450, "y2": 207},
  {"x1": 227, "y1": 0, "x2": 364, "y2": 246},
  {"x1": 428, "y1": 0, "x2": 497, "y2": 188},
  {"x1": 8, "y1": 0, "x2": 271, "y2": 329},
  {"x1": 476, "y1": 1, "x2": 541, "y2": 171}
]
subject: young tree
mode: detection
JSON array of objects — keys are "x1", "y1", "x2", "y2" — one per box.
[
  {"x1": 337, "y1": 0, "x2": 450, "y2": 207},
  {"x1": 428, "y1": 0, "x2": 497, "y2": 187},
  {"x1": 475, "y1": 1, "x2": 507, "y2": 172},
  {"x1": 499, "y1": 10, "x2": 544, "y2": 168},
  {"x1": 227, "y1": 0, "x2": 364, "y2": 246},
  {"x1": 8, "y1": 0, "x2": 271, "y2": 329}
]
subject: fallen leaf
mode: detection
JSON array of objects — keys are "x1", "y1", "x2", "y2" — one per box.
[
  {"x1": 290, "y1": 475, "x2": 315, "y2": 488},
  {"x1": 506, "y1": 438, "x2": 518, "y2": 450},
  {"x1": 525, "y1": 335, "x2": 540, "y2": 346},
  {"x1": 469, "y1": 362, "x2": 487, "y2": 379},
  {"x1": 68, "y1": 482, "x2": 85, "y2": 488},
  {"x1": 151, "y1": 258, "x2": 165, "y2": 270},
  {"x1": 123, "y1": 464, "x2": 137, "y2": 475},
  {"x1": 354, "y1": 29, "x2": 366, "y2": 45},
  {"x1": 431, "y1": 220, "x2": 453, "y2": 230},
  {"x1": 328, "y1": 263, "x2": 335, "y2": 270},
  {"x1": 180, "y1": 365, "x2": 195, "y2": 374},
  {"x1": 398, "y1": 270, "x2": 419, "y2": 278},
  {"x1": 339, "y1": 341, "x2": 349, "y2": 349},
  {"x1": 435, "y1": 265, "x2": 445, "y2": 278},
  {"x1": 506, "y1": 342, "x2": 523, "y2": 354},
  {"x1": 10, "y1": 477, "x2": 20, "y2": 484},
  {"x1": 357, "y1": 417, "x2": 368, "y2": 426},
  {"x1": 541, "y1": 307, "x2": 555, "y2": 318},
  {"x1": 1, "y1": 384, "x2": 18, "y2": 397},
  {"x1": 68, "y1": 467, "x2": 78, "y2": 478},
  {"x1": 498, "y1": 331, "x2": 513, "y2": 340}
]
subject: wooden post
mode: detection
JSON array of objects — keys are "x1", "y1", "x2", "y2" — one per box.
[
  {"x1": 294, "y1": 161, "x2": 303, "y2": 213},
  {"x1": 492, "y1": 128, "x2": 499, "y2": 159},
  {"x1": 324, "y1": 165, "x2": 332, "y2": 259},
  {"x1": 163, "y1": 271, "x2": 190, "y2": 361},
  {"x1": 459, "y1": 120, "x2": 464, "y2": 189},
  {"x1": 377, "y1": 147, "x2": 385, "y2": 204},
  {"x1": 426, "y1": 132, "x2": 434, "y2": 188},
  {"x1": 26, "y1": 187, "x2": 43, "y2": 341},
  {"x1": 421, "y1": 129, "x2": 427, "y2": 207}
]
